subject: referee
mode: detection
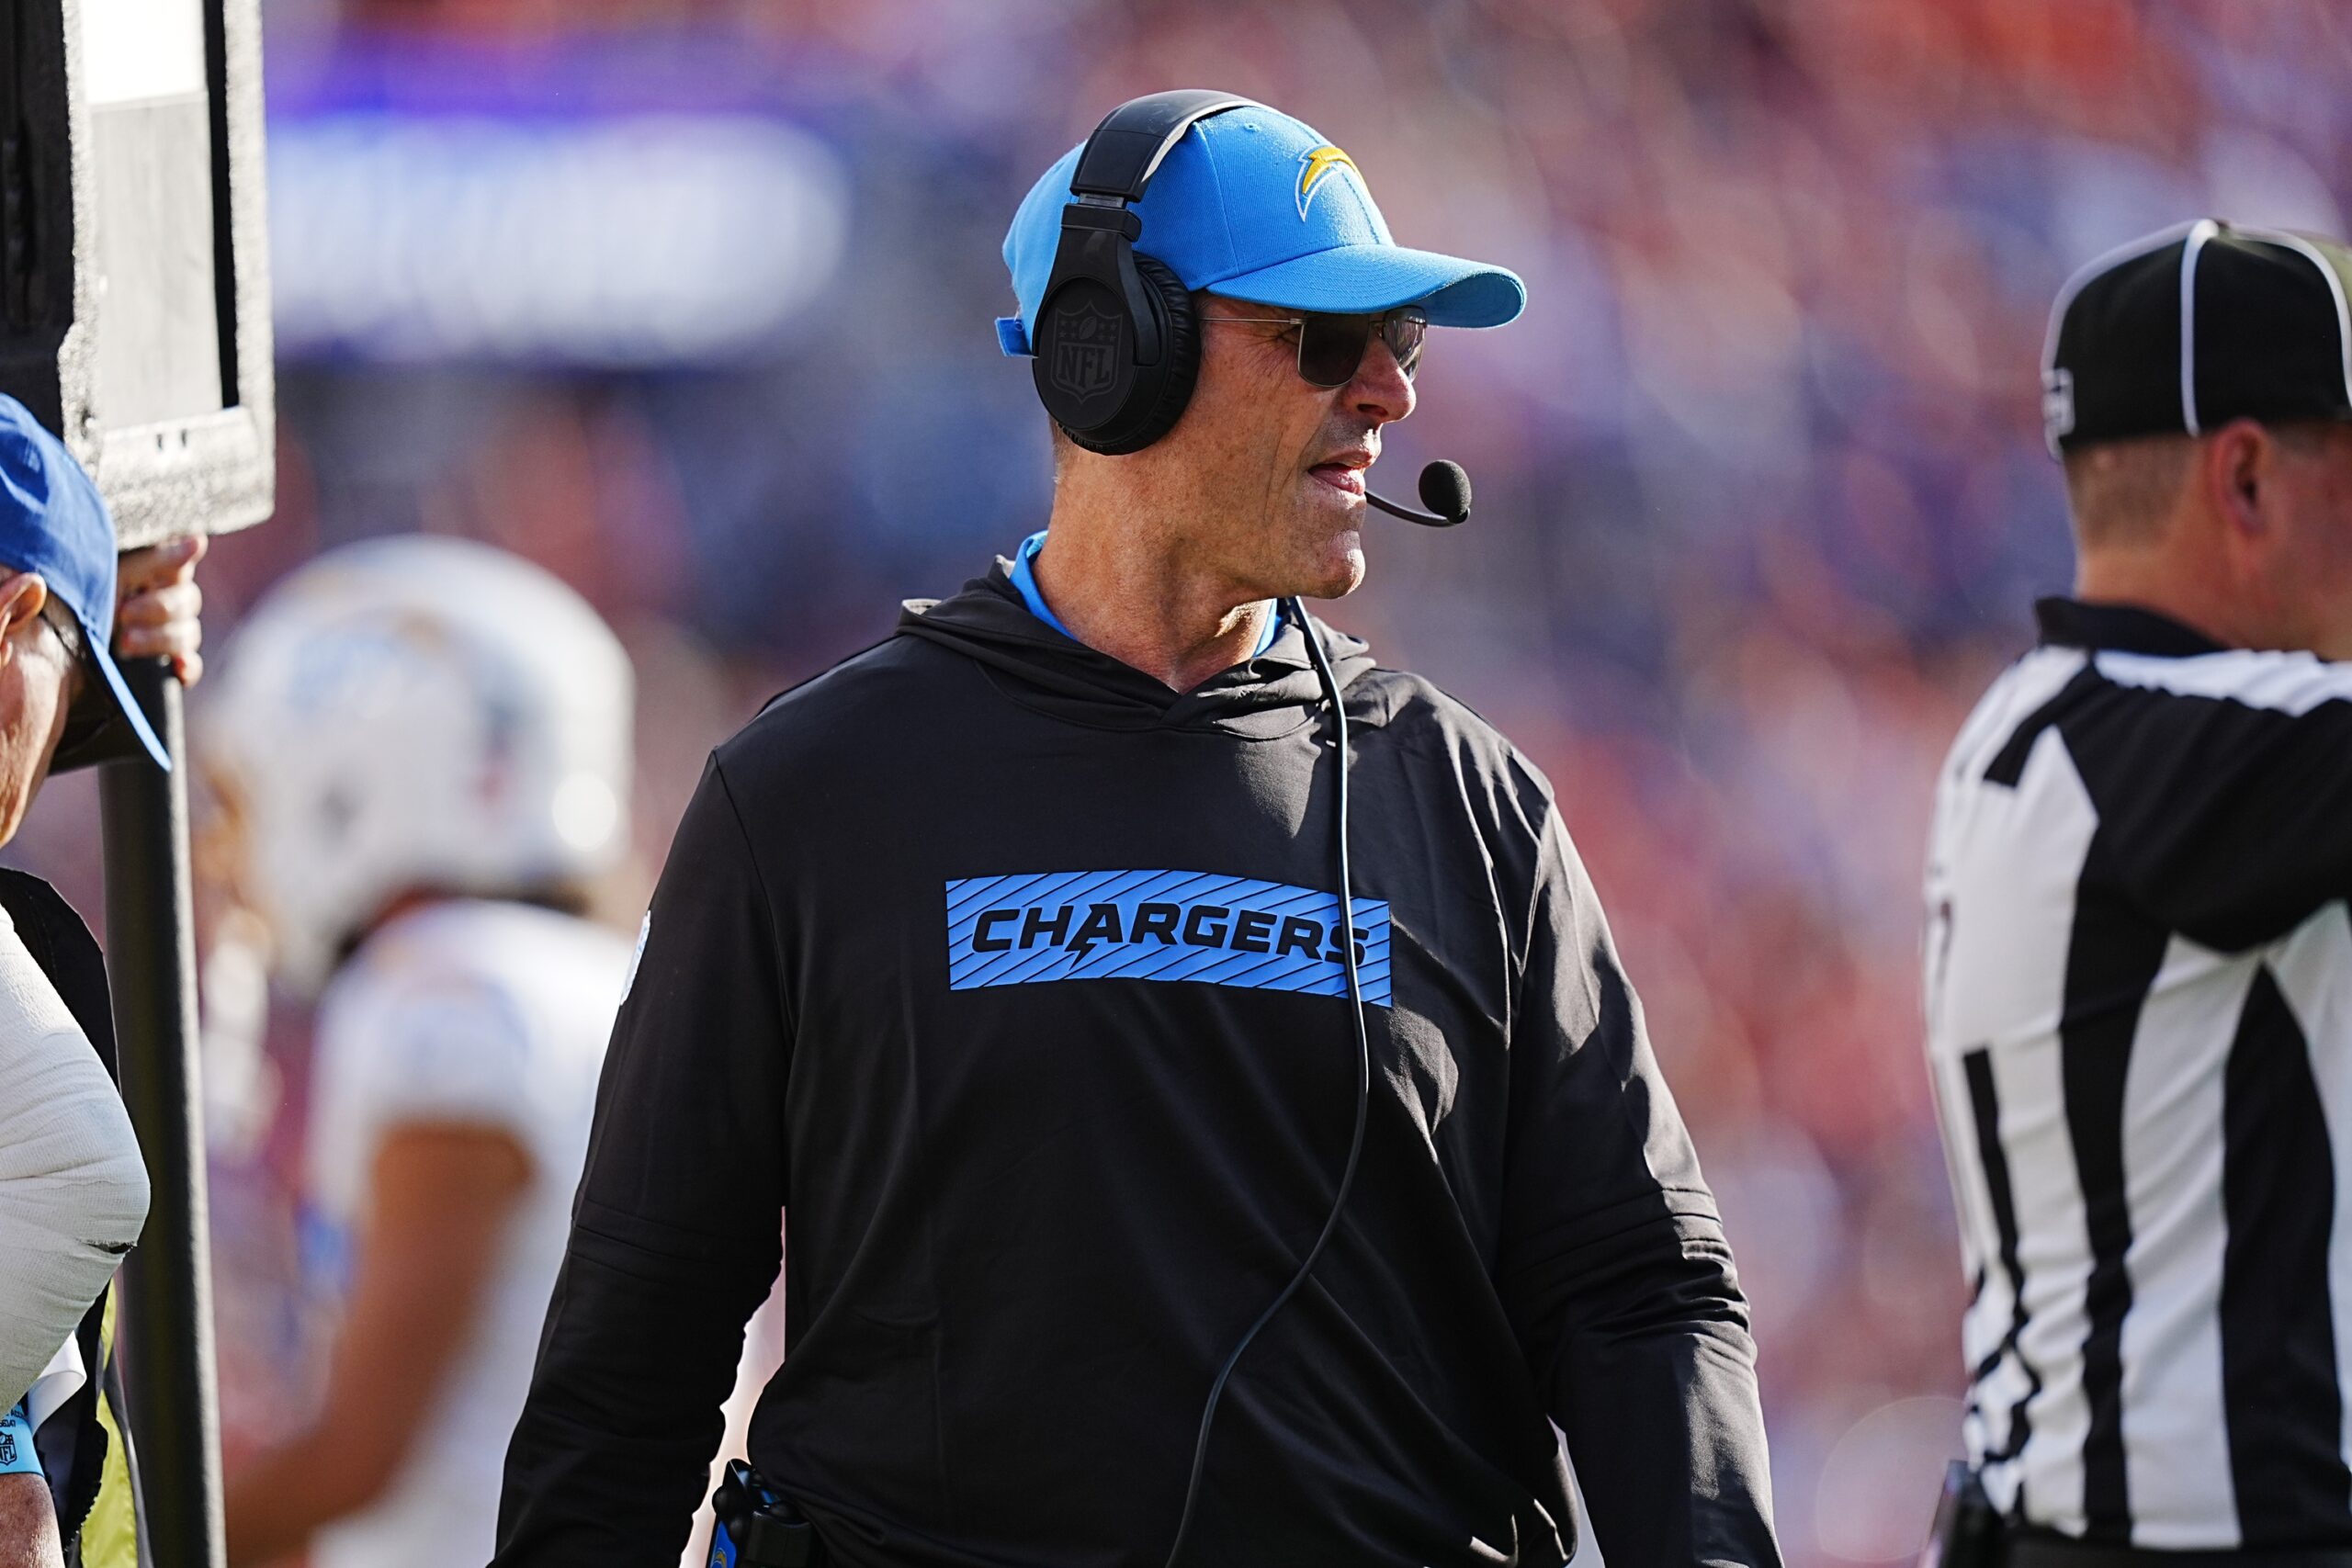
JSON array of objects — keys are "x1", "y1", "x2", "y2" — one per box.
[
  {"x1": 1928, "y1": 220, "x2": 2352, "y2": 1559},
  {"x1": 492, "y1": 94, "x2": 1781, "y2": 1567}
]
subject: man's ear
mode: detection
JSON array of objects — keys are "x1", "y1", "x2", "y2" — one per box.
[
  {"x1": 2205, "y1": 420, "x2": 2273, "y2": 540},
  {"x1": 0, "y1": 572, "x2": 49, "y2": 658}
]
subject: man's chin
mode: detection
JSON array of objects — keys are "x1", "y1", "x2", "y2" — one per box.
[
  {"x1": 1289, "y1": 541, "x2": 1366, "y2": 603},
  {"x1": 1261, "y1": 485, "x2": 1367, "y2": 599}
]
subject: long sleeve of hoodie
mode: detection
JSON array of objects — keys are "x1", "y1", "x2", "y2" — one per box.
[
  {"x1": 1498, "y1": 808, "x2": 1781, "y2": 1566},
  {"x1": 493, "y1": 758, "x2": 787, "y2": 1567},
  {"x1": 0, "y1": 908, "x2": 148, "y2": 1412}
]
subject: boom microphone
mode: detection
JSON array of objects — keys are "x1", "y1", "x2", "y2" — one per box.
[{"x1": 1365, "y1": 460, "x2": 1471, "y2": 527}]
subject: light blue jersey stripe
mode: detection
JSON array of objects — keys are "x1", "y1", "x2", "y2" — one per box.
[{"x1": 0, "y1": 1403, "x2": 37, "y2": 1477}]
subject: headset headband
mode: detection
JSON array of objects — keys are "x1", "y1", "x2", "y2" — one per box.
[
  {"x1": 1068, "y1": 90, "x2": 1261, "y2": 203},
  {"x1": 1051, "y1": 91, "x2": 1259, "y2": 367}
]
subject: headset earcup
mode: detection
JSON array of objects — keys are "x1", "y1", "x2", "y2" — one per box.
[{"x1": 1061, "y1": 255, "x2": 1199, "y2": 457}]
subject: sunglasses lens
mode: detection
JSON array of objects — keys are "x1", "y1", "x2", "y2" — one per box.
[
  {"x1": 1387, "y1": 310, "x2": 1427, "y2": 379},
  {"x1": 1296, "y1": 315, "x2": 1372, "y2": 388},
  {"x1": 1295, "y1": 310, "x2": 1429, "y2": 387}
]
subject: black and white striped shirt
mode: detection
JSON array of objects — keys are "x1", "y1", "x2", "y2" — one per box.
[{"x1": 1927, "y1": 597, "x2": 2352, "y2": 1550}]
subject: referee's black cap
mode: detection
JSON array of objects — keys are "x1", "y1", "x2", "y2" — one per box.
[{"x1": 2041, "y1": 219, "x2": 2352, "y2": 457}]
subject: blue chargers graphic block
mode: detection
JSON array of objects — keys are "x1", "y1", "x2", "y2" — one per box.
[{"x1": 945, "y1": 869, "x2": 1391, "y2": 1006}]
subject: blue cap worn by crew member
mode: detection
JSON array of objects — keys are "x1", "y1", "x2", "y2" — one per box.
[
  {"x1": 997, "y1": 100, "x2": 1526, "y2": 355},
  {"x1": 0, "y1": 397, "x2": 171, "y2": 770}
]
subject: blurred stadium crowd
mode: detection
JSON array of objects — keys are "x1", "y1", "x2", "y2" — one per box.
[{"x1": 11, "y1": 1, "x2": 2351, "y2": 1562}]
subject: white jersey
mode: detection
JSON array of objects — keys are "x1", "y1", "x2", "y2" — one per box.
[
  {"x1": 303, "y1": 900, "x2": 628, "y2": 1568},
  {"x1": 0, "y1": 900, "x2": 145, "y2": 1413}
]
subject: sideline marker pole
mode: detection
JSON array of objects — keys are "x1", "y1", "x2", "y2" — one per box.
[{"x1": 102, "y1": 663, "x2": 225, "y2": 1568}]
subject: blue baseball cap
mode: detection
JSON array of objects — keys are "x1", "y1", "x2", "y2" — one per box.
[
  {"x1": 998, "y1": 101, "x2": 1526, "y2": 357},
  {"x1": 0, "y1": 396, "x2": 170, "y2": 771}
]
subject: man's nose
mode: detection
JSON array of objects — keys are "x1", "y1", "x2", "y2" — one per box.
[{"x1": 1349, "y1": 337, "x2": 1416, "y2": 425}]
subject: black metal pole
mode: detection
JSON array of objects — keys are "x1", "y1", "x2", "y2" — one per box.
[{"x1": 100, "y1": 657, "x2": 225, "y2": 1568}]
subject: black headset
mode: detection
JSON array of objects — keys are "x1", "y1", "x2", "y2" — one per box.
[{"x1": 1030, "y1": 90, "x2": 1261, "y2": 456}]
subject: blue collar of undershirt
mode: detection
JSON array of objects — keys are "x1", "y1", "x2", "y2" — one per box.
[{"x1": 1007, "y1": 531, "x2": 1283, "y2": 658}]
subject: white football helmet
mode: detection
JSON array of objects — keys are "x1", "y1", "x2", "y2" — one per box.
[{"x1": 199, "y1": 536, "x2": 634, "y2": 995}]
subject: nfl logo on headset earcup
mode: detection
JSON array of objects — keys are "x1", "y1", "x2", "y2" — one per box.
[
  {"x1": 1036, "y1": 254, "x2": 1200, "y2": 457},
  {"x1": 1035, "y1": 279, "x2": 1135, "y2": 428}
]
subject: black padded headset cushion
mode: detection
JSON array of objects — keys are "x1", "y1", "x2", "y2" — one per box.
[{"x1": 1053, "y1": 254, "x2": 1200, "y2": 457}]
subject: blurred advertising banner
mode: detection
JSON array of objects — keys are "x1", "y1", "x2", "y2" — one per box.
[{"x1": 265, "y1": 48, "x2": 848, "y2": 367}]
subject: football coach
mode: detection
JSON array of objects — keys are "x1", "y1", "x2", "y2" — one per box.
[
  {"x1": 1925, "y1": 220, "x2": 2352, "y2": 1560},
  {"x1": 493, "y1": 92, "x2": 1781, "y2": 1568}
]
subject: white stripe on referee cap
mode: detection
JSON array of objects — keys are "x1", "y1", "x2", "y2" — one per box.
[
  {"x1": 2179, "y1": 220, "x2": 2220, "y2": 436},
  {"x1": 2230, "y1": 223, "x2": 2352, "y2": 415},
  {"x1": 2041, "y1": 219, "x2": 2206, "y2": 389}
]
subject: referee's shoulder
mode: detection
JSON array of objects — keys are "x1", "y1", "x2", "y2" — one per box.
[
  {"x1": 2083, "y1": 641, "x2": 2352, "y2": 716},
  {"x1": 1956, "y1": 639, "x2": 2352, "y2": 795}
]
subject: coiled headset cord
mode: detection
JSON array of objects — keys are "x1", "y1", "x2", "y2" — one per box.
[{"x1": 1161, "y1": 599, "x2": 1375, "y2": 1567}]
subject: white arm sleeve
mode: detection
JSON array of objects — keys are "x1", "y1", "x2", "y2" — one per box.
[{"x1": 0, "y1": 910, "x2": 149, "y2": 1411}]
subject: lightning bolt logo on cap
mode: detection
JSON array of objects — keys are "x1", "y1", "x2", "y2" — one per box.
[{"x1": 1295, "y1": 144, "x2": 1360, "y2": 220}]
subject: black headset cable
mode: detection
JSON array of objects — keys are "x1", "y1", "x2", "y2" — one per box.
[{"x1": 1161, "y1": 599, "x2": 1374, "y2": 1567}]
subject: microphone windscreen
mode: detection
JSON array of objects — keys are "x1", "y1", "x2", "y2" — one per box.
[{"x1": 1418, "y1": 460, "x2": 1471, "y2": 524}]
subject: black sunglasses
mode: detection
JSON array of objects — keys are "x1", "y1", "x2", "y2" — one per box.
[{"x1": 1205, "y1": 305, "x2": 1428, "y2": 388}]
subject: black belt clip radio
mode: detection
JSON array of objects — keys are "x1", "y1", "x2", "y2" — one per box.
[
  {"x1": 1920, "y1": 1461, "x2": 2002, "y2": 1568},
  {"x1": 707, "y1": 1460, "x2": 823, "y2": 1568}
]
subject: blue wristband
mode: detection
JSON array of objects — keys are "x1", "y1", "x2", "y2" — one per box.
[{"x1": 0, "y1": 1402, "x2": 38, "y2": 1477}]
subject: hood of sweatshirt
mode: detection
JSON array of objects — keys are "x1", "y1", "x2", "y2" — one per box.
[{"x1": 895, "y1": 561, "x2": 1377, "y2": 739}]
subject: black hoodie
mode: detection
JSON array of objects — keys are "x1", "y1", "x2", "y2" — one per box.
[{"x1": 492, "y1": 567, "x2": 1781, "y2": 1568}]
